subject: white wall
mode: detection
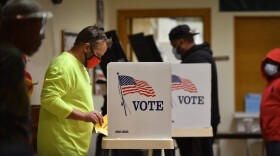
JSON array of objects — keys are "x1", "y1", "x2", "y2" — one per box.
[{"x1": 28, "y1": 0, "x2": 280, "y2": 155}]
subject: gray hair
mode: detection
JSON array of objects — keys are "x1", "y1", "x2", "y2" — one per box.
[{"x1": 74, "y1": 25, "x2": 112, "y2": 49}]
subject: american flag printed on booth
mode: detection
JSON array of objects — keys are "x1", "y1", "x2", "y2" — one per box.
[
  {"x1": 118, "y1": 74, "x2": 156, "y2": 97},
  {"x1": 171, "y1": 75, "x2": 198, "y2": 93},
  {"x1": 117, "y1": 73, "x2": 156, "y2": 116}
]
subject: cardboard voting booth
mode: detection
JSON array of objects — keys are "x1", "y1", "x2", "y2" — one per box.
[
  {"x1": 102, "y1": 62, "x2": 174, "y2": 150},
  {"x1": 171, "y1": 63, "x2": 213, "y2": 137}
]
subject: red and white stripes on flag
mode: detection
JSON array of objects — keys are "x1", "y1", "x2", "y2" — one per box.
[
  {"x1": 118, "y1": 75, "x2": 156, "y2": 97},
  {"x1": 171, "y1": 75, "x2": 197, "y2": 93}
]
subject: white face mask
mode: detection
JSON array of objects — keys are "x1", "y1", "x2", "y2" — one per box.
[
  {"x1": 264, "y1": 63, "x2": 278, "y2": 76},
  {"x1": 172, "y1": 47, "x2": 181, "y2": 60}
]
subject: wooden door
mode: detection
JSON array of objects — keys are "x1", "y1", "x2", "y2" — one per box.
[{"x1": 235, "y1": 17, "x2": 280, "y2": 111}]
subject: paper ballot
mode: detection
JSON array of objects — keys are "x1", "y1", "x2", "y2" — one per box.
[{"x1": 95, "y1": 114, "x2": 108, "y2": 136}]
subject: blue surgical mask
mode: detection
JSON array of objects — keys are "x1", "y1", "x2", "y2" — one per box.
[
  {"x1": 172, "y1": 47, "x2": 181, "y2": 60},
  {"x1": 264, "y1": 63, "x2": 278, "y2": 76}
]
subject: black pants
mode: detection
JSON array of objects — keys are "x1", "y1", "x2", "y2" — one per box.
[
  {"x1": 266, "y1": 141, "x2": 280, "y2": 156},
  {"x1": 175, "y1": 137, "x2": 214, "y2": 156},
  {"x1": 174, "y1": 126, "x2": 217, "y2": 156},
  {"x1": 0, "y1": 141, "x2": 32, "y2": 156}
]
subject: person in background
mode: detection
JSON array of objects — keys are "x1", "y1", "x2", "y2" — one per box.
[
  {"x1": 169, "y1": 24, "x2": 220, "y2": 156},
  {"x1": 37, "y1": 25, "x2": 111, "y2": 156},
  {"x1": 260, "y1": 48, "x2": 280, "y2": 156},
  {"x1": 0, "y1": 0, "x2": 52, "y2": 154},
  {"x1": 22, "y1": 53, "x2": 34, "y2": 96}
]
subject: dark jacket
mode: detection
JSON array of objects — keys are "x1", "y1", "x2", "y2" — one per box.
[
  {"x1": 260, "y1": 48, "x2": 280, "y2": 141},
  {"x1": 0, "y1": 37, "x2": 31, "y2": 148},
  {"x1": 181, "y1": 42, "x2": 220, "y2": 134}
]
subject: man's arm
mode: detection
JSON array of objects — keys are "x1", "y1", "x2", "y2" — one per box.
[{"x1": 67, "y1": 109, "x2": 104, "y2": 125}]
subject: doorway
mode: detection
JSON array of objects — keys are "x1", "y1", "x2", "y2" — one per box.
[
  {"x1": 130, "y1": 17, "x2": 204, "y2": 62},
  {"x1": 117, "y1": 8, "x2": 211, "y2": 61}
]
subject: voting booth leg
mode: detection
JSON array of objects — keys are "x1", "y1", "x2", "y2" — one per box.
[
  {"x1": 164, "y1": 149, "x2": 174, "y2": 156},
  {"x1": 102, "y1": 149, "x2": 110, "y2": 156}
]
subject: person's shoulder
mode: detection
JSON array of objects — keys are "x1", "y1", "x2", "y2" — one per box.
[
  {"x1": 194, "y1": 43, "x2": 214, "y2": 58},
  {"x1": 184, "y1": 44, "x2": 214, "y2": 63},
  {"x1": 0, "y1": 40, "x2": 23, "y2": 65},
  {"x1": 195, "y1": 42, "x2": 212, "y2": 52},
  {"x1": 0, "y1": 41, "x2": 25, "y2": 87},
  {"x1": 49, "y1": 52, "x2": 72, "y2": 65},
  {"x1": 0, "y1": 39, "x2": 21, "y2": 54},
  {"x1": 47, "y1": 52, "x2": 78, "y2": 73}
]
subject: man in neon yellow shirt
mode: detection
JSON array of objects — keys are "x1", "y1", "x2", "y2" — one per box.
[{"x1": 37, "y1": 25, "x2": 111, "y2": 155}]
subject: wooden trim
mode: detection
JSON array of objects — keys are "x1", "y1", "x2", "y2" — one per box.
[
  {"x1": 61, "y1": 30, "x2": 64, "y2": 52},
  {"x1": 214, "y1": 55, "x2": 229, "y2": 61},
  {"x1": 234, "y1": 16, "x2": 240, "y2": 112},
  {"x1": 172, "y1": 127, "x2": 213, "y2": 137},
  {"x1": 31, "y1": 105, "x2": 40, "y2": 152},
  {"x1": 117, "y1": 8, "x2": 211, "y2": 61},
  {"x1": 102, "y1": 138, "x2": 174, "y2": 149}
]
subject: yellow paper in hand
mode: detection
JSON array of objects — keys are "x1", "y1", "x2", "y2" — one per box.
[{"x1": 95, "y1": 114, "x2": 108, "y2": 136}]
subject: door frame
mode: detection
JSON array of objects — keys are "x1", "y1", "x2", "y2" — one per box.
[{"x1": 117, "y1": 8, "x2": 211, "y2": 61}]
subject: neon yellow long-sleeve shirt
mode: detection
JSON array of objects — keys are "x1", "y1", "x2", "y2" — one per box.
[{"x1": 37, "y1": 52, "x2": 94, "y2": 156}]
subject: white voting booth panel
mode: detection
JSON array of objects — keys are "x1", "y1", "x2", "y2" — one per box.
[
  {"x1": 104, "y1": 62, "x2": 174, "y2": 150},
  {"x1": 171, "y1": 63, "x2": 213, "y2": 137}
]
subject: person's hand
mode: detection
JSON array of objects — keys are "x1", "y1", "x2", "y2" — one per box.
[
  {"x1": 83, "y1": 111, "x2": 104, "y2": 125},
  {"x1": 67, "y1": 109, "x2": 104, "y2": 125}
]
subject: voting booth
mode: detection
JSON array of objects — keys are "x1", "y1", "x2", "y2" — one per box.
[
  {"x1": 102, "y1": 62, "x2": 174, "y2": 155},
  {"x1": 171, "y1": 63, "x2": 213, "y2": 137}
]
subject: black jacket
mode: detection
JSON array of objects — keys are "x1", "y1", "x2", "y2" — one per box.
[
  {"x1": 0, "y1": 37, "x2": 31, "y2": 148},
  {"x1": 181, "y1": 42, "x2": 220, "y2": 133}
]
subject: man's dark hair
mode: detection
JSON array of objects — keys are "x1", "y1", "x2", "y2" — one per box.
[{"x1": 75, "y1": 25, "x2": 112, "y2": 49}]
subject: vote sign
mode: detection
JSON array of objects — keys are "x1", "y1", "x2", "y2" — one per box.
[
  {"x1": 107, "y1": 62, "x2": 172, "y2": 139},
  {"x1": 171, "y1": 64, "x2": 211, "y2": 129}
]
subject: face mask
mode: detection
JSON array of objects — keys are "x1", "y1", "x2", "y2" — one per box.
[
  {"x1": 84, "y1": 53, "x2": 101, "y2": 69},
  {"x1": 172, "y1": 47, "x2": 181, "y2": 60},
  {"x1": 264, "y1": 63, "x2": 278, "y2": 76}
]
